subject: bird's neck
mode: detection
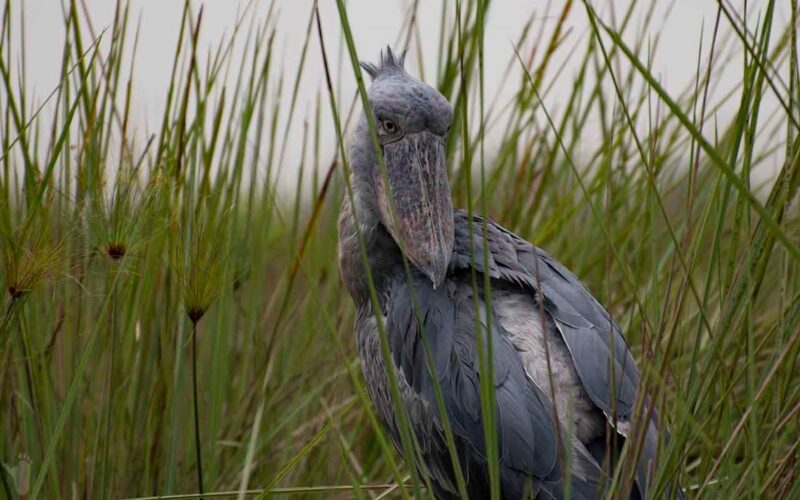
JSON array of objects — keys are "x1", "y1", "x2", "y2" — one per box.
[{"x1": 337, "y1": 179, "x2": 402, "y2": 309}]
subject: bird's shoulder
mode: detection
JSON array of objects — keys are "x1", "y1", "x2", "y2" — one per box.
[{"x1": 448, "y1": 209, "x2": 640, "y2": 419}]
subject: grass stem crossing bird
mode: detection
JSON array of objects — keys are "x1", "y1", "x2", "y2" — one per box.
[{"x1": 338, "y1": 46, "x2": 680, "y2": 499}]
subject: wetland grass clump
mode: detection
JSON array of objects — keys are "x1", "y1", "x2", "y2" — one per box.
[
  {"x1": 0, "y1": 0, "x2": 799, "y2": 498},
  {"x1": 0, "y1": 218, "x2": 64, "y2": 358},
  {"x1": 89, "y1": 170, "x2": 163, "y2": 264},
  {"x1": 175, "y1": 200, "x2": 232, "y2": 498},
  {"x1": 176, "y1": 205, "x2": 231, "y2": 326},
  {"x1": 1, "y1": 227, "x2": 62, "y2": 301}
]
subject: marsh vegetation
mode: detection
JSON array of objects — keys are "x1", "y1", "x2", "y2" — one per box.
[{"x1": 0, "y1": 0, "x2": 799, "y2": 498}]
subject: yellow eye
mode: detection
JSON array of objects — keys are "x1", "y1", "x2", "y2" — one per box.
[{"x1": 381, "y1": 119, "x2": 398, "y2": 134}]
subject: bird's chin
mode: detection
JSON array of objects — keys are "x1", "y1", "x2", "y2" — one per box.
[
  {"x1": 374, "y1": 131, "x2": 454, "y2": 288},
  {"x1": 419, "y1": 257, "x2": 449, "y2": 289}
]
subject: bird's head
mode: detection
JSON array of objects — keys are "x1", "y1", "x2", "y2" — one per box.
[{"x1": 352, "y1": 46, "x2": 454, "y2": 288}]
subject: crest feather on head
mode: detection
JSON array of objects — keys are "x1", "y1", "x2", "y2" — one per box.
[{"x1": 360, "y1": 45, "x2": 407, "y2": 80}]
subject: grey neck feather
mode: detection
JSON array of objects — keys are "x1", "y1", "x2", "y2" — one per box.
[{"x1": 337, "y1": 119, "x2": 402, "y2": 308}]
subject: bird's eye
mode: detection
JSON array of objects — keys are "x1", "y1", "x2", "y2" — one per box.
[{"x1": 381, "y1": 119, "x2": 398, "y2": 134}]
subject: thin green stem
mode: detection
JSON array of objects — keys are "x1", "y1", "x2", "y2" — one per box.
[{"x1": 191, "y1": 319, "x2": 204, "y2": 499}]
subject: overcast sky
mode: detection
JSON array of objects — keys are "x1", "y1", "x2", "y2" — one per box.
[{"x1": 16, "y1": 1, "x2": 792, "y2": 191}]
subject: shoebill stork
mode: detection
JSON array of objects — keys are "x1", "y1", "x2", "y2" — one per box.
[{"x1": 338, "y1": 47, "x2": 678, "y2": 499}]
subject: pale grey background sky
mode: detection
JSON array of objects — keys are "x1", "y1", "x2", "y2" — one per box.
[{"x1": 14, "y1": 1, "x2": 792, "y2": 191}]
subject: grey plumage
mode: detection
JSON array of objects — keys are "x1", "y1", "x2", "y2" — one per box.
[{"x1": 338, "y1": 46, "x2": 678, "y2": 499}]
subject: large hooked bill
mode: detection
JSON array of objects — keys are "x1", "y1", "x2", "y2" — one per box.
[{"x1": 375, "y1": 130, "x2": 454, "y2": 288}]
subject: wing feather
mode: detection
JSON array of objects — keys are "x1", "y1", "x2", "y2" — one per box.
[
  {"x1": 448, "y1": 210, "x2": 671, "y2": 498},
  {"x1": 385, "y1": 275, "x2": 580, "y2": 498},
  {"x1": 450, "y1": 211, "x2": 639, "y2": 417}
]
